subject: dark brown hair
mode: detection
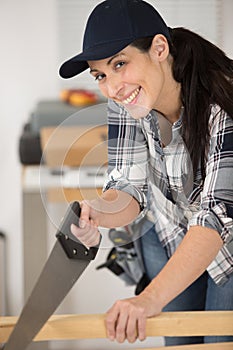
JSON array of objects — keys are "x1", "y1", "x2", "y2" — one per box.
[{"x1": 131, "y1": 28, "x2": 233, "y2": 178}]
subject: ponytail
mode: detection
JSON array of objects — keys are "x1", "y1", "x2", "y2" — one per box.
[{"x1": 168, "y1": 27, "x2": 233, "y2": 177}]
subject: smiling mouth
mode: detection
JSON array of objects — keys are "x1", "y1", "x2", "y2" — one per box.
[{"x1": 122, "y1": 87, "x2": 140, "y2": 104}]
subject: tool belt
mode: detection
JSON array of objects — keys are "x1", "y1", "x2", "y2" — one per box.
[{"x1": 97, "y1": 219, "x2": 150, "y2": 295}]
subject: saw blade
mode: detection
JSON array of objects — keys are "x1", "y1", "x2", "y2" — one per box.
[{"x1": 4, "y1": 201, "x2": 98, "y2": 350}]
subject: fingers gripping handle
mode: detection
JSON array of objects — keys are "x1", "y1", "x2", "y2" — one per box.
[{"x1": 56, "y1": 201, "x2": 100, "y2": 261}]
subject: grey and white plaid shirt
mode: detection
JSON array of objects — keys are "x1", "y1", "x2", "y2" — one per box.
[{"x1": 103, "y1": 99, "x2": 233, "y2": 286}]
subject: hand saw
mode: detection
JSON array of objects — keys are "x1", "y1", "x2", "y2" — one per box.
[{"x1": 2, "y1": 201, "x2": 100, "y2": 350}]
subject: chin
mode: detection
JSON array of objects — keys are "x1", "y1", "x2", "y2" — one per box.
[{"x1": 124, "y1": 103, "x2": 151, "y2": 119}]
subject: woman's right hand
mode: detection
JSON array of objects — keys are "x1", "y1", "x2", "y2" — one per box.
[{"x1": 70, "y1": 200, "x2": 101, "y2": 247}]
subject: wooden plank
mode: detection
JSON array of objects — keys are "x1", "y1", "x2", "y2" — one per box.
[
  {"x1": 0, "y1": 311, "x2": 233, "y2": 343},
  {"x1": 145, "y1": 311, "x2": 233, "y2": 337},
  {"x1": 138, "y1": 343, "x2": 233, "y2": 350}
]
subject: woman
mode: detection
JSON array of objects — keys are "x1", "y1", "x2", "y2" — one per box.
[{"x1": 59, "y1": 0, "x2": 233, "y2": 346}]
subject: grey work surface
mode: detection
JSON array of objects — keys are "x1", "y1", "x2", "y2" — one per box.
[{"x1": 30, "y1": 99, "x2": 107, "y2": 133}]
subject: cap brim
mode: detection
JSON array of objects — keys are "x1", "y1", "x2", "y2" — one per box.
[
  {"x1": 59, "y1": 38, "x2": 134, "y2": 79},
  {"x1": 59, "y1": 60, "x2": 89, "y2": 79}
]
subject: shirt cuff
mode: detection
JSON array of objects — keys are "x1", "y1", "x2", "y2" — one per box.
[
  {"x1": 103, "y1": 177, "x2": 147, "y2": 213},
  {"x1": 188, "y1": 202, "x2": 233, "y2": 244}
]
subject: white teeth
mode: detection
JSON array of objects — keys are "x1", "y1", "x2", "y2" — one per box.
[{"x1": 123, "y1": 88, "x2": 140, "y2": 104}]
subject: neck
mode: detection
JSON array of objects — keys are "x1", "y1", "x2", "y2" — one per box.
[
  {"x1": 161, "y1": 83, "x2": 182, "y2": 124},
  {"x1": 154, "y1": 60, "x2": 182, "y2": 124}
]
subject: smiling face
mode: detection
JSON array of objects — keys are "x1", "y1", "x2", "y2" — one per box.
[{"x1": 88, "y1": 35, "x2": 181, "y2": 120}]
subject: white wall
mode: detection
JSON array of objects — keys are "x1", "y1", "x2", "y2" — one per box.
[
  {"x1": 0, "y1": 0, "x2": 232, "y2": 317},
  {"x1": 222, "y1": 0, "x2": 233, "y2": 57},
  {"x1": 0, "y1": 0, "x2": 59, "y2": 315}
]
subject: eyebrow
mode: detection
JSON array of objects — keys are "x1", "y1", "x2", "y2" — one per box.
[
  {"x1": 89, "y1": 53, "x2": 124, "y2": 74},
  {"x1": 107, "y1": 53, "x2": 122, "y2": 65}
]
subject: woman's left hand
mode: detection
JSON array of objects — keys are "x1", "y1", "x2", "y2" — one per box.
[{"x1": 105, "y1": 291, "x2": 162, "y2": 343}]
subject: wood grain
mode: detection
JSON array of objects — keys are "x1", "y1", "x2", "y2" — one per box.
[{"x1": 0, "y1": 311, "x2": 232, "y2": 343}]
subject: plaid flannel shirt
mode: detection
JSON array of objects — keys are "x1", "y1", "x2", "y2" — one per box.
[{"x1": 103, "y1": 99, "x2": 233, "y2": 286}]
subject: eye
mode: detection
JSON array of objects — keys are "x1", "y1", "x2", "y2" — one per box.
[
  {"x1": 94, "y1": 73, "x2": 105, "y2": 82},
  {"x1": 115, "y1": 61, "x2": 125, "y2": 69}
]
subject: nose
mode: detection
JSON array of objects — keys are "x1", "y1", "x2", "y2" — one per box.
[{"x1": 105, "y1": 74, "x2": 124, "y2": 100}]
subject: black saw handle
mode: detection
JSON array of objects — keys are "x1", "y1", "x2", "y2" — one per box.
[{"x1": 56, "y1": 201, "x2": 99, "y2": 261}]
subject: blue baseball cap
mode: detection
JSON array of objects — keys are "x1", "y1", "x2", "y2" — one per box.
[{"x1": 59, "y1": 0, "x2": 170, "y2": 79}]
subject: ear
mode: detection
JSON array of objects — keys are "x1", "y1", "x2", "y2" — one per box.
[{"x1": 149, "y1": 34, "x2": 169, "y2": 62}]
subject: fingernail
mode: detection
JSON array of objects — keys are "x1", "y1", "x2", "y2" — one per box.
[
  {"x1": 107, "y1": 331, "x2": 115, "y2": 341},
  {"x1": 79, "y1": 220, "x2": 86, "y2": 229}
]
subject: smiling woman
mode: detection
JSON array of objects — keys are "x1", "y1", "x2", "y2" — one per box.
[
  {"x1": 59, "y1": 0, "x2": 233, "y2": 347},
  {"x1": 87, "y1": 35, "x2": 180, "y2": 122}
]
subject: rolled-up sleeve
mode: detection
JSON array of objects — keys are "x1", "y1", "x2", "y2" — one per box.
[
  {"x1": 103, "y1": 99, "x2": 149, "y2": 211},
  {"x1": 189, "y1": 106, "x2": 233, "y2": 245}
]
